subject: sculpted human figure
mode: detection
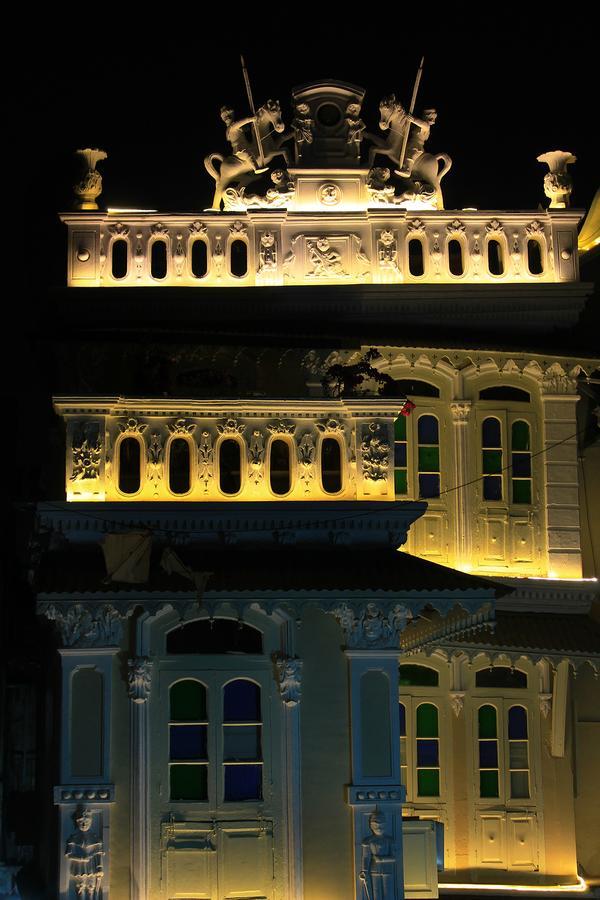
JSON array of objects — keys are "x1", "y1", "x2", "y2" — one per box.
[
  {"x1": 291, "y1": 102, "x2": 314, "y2": 161},
  {"x1": 307, "y1": 238, "x2": 344, "y2": 277},
  {"x1": 397, "y1": 108, "x2": 438, "y2": 178},
  {"x1": 360, "y1": 811, "x2": 397, "y2": 900},
  {"x1": 65, "y1": 808, "x2": 104, "y2": 897},
  {"x1": 220, "y1": 106, "x2": 262, "y2": 174},
  {"x1": 345, "y1": 102, "x2": 366, "y2": 158}
]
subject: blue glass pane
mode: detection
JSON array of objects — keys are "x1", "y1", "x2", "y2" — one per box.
[
  {"x1": 482, "y1": 418, "x2": 501, "y2": 448},
  {"x1": 419, "y1": 473, "x2": 440, "y2": 498},
  {"x1": 512, "y1": 453, "x2": 531, "y2": 477},
  {"x1": 223, "y1": 680, "x2": 261, "y2": 722},
  {"x1": 394, "y1": 443, "x2": 407, "y2": 467},
  {"x1": 170, "y1": 725, "x2": 207, "y2": 760},
  {"x1": 399, "y1": 703, "x2": 406, "y2": 736},
  {"x1": 417, "y1": 739, "x2": 439, "y2": 767},
  {"x1": 224, "y1": 765, "x2": 262, "y2": 801},
  {"x1": 479, "y1": 740, "x2": 498, "y2": 768},
  {"x1": 483, "y1": 475, "x2": 502, "y2": 501},
  {"x1": 508, "y1": 706, "x2": 528, "y2": 740},
  {"x1": 418, "y1": 415, "x2": 439, "y2": 444}
]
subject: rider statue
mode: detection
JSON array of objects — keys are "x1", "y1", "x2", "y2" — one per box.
[
  {"x1": 220, "y1": 106, "x2": 264, "y2": 174},
  {"x1": 397, "y1": 108, "x2": 438, "y2": 178}
]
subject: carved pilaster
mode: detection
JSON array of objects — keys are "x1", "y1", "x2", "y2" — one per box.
[{"x1": 450, "y1": 401, "x2": 472, "y2": 570}]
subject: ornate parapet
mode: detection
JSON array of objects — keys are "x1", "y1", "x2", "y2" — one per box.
[{"x1": 62, "y1": 206, "x2": 582, "y2": 288}]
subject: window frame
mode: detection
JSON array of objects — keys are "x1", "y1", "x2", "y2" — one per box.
[
  {"x1": 475, "y1": 407, "x2": 536, "y2": 510},
  {"x1": 472, "y1": 696, "x2": 535, "y2": 807},
  {"x1": 399, "y1": 668, "x2": 447, "y2": 805},
  {"x1": 393, "y1": 397, "x2": 445, "y2": 503}
]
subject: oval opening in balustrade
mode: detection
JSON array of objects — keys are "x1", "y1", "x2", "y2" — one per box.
[
  {"x1": 119, "y1": 437, "x2": 141, "y2": 494},
  {"x1": 448, "y1": 239, "x2": 464, "y2": 276},
  {"x1": 408, "y1": 238, "x2": 425, "y2": 276},
  {"x1": 527, "y1": 239, "x2": 544, "y2": 275},
  {"x1": 270, "y1": 439, "x2": 291, "y2": 496},
  {"x1": 230, "y1": 240, "x2": 248, "y2": 278},
  {"x1": 191, "y1": 239, "x2": 208, "y2": 278},
  {"x1": 151, "y1": 240, "x2": 168, "y2": 279},
  {"x1": 111, "y1": 239, "x2": 128, "y2": 279},
  {"x1": 219, "y1": 439, "x2": 242, "y2": 495},
  {"x1": 321, "y1": 437, "x2": 342, "y2": 494},
  {"x1": 487, "y1": 239, "x2": 504, "y2": 276},
  {"x1": 169, "y1": 438, "x2": 191, "y2": 495}
]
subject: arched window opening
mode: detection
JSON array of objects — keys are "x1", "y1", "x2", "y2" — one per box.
[
  {"x1": 321, "y1": 438, "x2": 342, "y2": 494},
  {"x1": 111, "y1": 239, "x2": 128, "y2": 279},
  {"x1": 118, "y1": 437, "x2": 141, "y2": 494},
  {"x1": 400, "y1": 665, "x2": 439, "y2": 687},
  {"x1": 508, "y1": 706, "x2": 530, "y2": 798},
  {"x1": 527, "y1": 239, "x2": 544, "y2": 275},
  {"x1": 191, "y1": 239, "x2": 208, "y2": 278},
  {"x1": 230, "y1": 240, "x2": 248, "y2": 278},
  {"x1": 448, "y1": 239, "x2": 464, "y2": 276},
  {"x1": 394, "y1": 415, "x2": 408, "y2": 496},
  {"x1": 475, "y1": 667, "x2": 527, "y2": 689},
  {"x1": 478, "y1": 704, "x2": 499, "y2": 798},
  {"x1": 223, "y1": 680, "x2": 262, "y2": 801},
  {"x1": 417, "y1": 415, "x2": 440, "y2": 498},
  {"x1": 511, "y1": 420, "x2": 532, "y2": 504},
  {"x1": 169, "y1": 680, "x2": 208, "y2": 802},
  {"x1": 167, "y1": 618, "x2": 263, "y2": 655},
  {"x1": 151, "y1": 240, "x2": 168, "y2": 279},
  {"x1": 169, "y1": 438, "x2": 191, "y2": 495},
  {"x1": 479, "y1": 386, "x2": 530, "y2": 402},
  {"x1": 482, "y1": 417, "x2": 502, "y2": 501},
  {"x1": 416, "y1": 703, "x2": 439, "y2": 796},
  {"x1": 408, "y1": 238, "x2": 425, "y2": 276},
  {"x1": 388, "y1": 379, "x2": 440, "y2": 398},
  {"x1": 487, "y1": 239, "x2": 504, "y2": 276},
  {"x1": 269, "y1": 439, "x2": 291, "y2": 496},
  {"x1": 219, "y1": 439, "x2": 242, "y2": 495}
]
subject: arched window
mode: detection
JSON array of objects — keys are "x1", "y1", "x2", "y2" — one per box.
[
  {"x1": 476, "y1": 667, "x2": 527, "y2": 689},
  {"x1": 478, "y1": 704, "x2": 499, "y2": 798},
  {"x1": 219, "y1": 439, "x2": 242, "y2": 495},
  {"x1": 321, "y1": 437, "x2": 342, "y2": 494},
  {"x1": 169, "y1": 680, "x2": 208, "y2": 802},
  {"x1": 417, "y1": 415, "x2": 440, "y2": 498},
  {"x1": 487, "y1": 239, "x2": 504, "y2": 276},
  {"x1": 151, "y1": 240, "x2": 168, "y2": 279},
  {"x1": 167, "y1": 618, "x2": 263, "y2": 655},
  {"x1": 230, "y1": 240, "x2": 248, "y2": 278},
  {"x1": 511, "y1": 421, "x2": 532, "y2": 504},
  {"x1": 479, "y1": 386, "x2": 530, "y2": 402},
  {"x1": 482, "y1": 417, "x2": 502, "y2": 501},
  {"x1": 111, "y1": 239, "x2": 128, "y2": 279},
  {"x1": 118, "y1": 437, "x2": 141, "y2": 494},
  {"x1": 191, "y1": 239, "x2": 208, "y2": 278},
  {"x1": 527, "y1": 239, "x2": 544, "y2": 275},
  {"x1": 223, "y1": 680, "x2": 262, "y2": 801},
  {"x1": 269, "y1": 439, "x2": 291, "y2": 496},
  {"x1": 169, "y1": 438, "x2": 191, "y2": 495},
  {"x1": 408, "y1": 238, "x2": 425, "y2": 276},
  {"x1": 400, "y1": 665, "x2": 439, "y2": 687},
  {"x1": 415, "y1": 703, "x2": 440, "y2": 796},
  {"x1": 448, "y1": 239, "x2": 464, "y2": 276}
]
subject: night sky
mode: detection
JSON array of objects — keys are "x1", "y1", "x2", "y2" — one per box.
[{"x1": 16, "y1": 17, "x2": 596, "y2": 291}]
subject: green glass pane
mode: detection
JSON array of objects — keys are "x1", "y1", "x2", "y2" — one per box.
[
  {"x1": 170, "y1": 680, "x2": 207, "y2": 721},
  {"x1": 400, "y1": 665, "x2": 439, "y2": 687},
  {"x1": 417, "y1": 769, "x2": 440, "y2": 797},
  {"x1": 170, "y1": 764, "x2": 207, "y2": 801},
  {"x1": 394, "y1": 469, "x2": 407, "y2": 495},
  {"x1": 483, "y1": 449, "x2": 502, "y2": 474},
  {"x1": 478, "y1": 705, "x2": 497, "y2": 738},
  {"x1": 394, "y1": 417, "x2": 407, "y2": 440},
  {"x1": 512, "y1": 479, "x2": 531, "y2": 504},
  {"x1": 416, "y1": 703, "x2": 438, "y2": 737},
  {"x1": 418, "y1": 446, "x2": 439, "y2": 473},
  {"x1": 512, "y1": 420, "x2": 530, "y2": 451},
  {"x1": 480, "y1": 770, "x2": 499, "y2": 798}
]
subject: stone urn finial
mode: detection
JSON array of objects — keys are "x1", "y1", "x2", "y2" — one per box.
[
  {"x1": 537, "y1": 150, "x2": 576, "y2": 209},
  {"x1": 73, "y1": 148, "x2": 108, "y2": 210}
]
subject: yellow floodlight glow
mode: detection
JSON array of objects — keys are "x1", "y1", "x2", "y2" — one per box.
[
  {"x1": 526, "y1": 576, "x2": 598, "y2": 583},
  {"x1": 440, "y1": 874, "x2": 587, "y2": 893},
  {"x1": 107, "y1": 208, "x2": 157, "y2": 214}
]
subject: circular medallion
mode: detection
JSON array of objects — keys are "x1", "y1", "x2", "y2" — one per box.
[{"x1": 318, "y1": 183, "x2": 342, "y2": 206}]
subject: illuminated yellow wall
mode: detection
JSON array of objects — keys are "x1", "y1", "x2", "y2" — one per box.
[
  {"x1": 299, "y1": 608, "x2": 354, "y2": 900},
  {"x1": 573, "y1": 667, "x2": 600, "y2": 882}
]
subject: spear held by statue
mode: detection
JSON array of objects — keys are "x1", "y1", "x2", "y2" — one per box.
[
  {"x1": 395, "y1": 55, "x2": 425, "y2": 176},
  {"x1": 240, "y1": 55, "x2": 269, "y2": 173}
]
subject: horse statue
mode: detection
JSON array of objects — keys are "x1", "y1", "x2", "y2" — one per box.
[
  {"x1": 204, "y1": 100, "x2": 292, "y2": 211},
  {"x1": 367, "y1": 95, "x2": 452, "y2": 209}
]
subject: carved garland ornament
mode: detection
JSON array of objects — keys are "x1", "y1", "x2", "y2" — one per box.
[
  {"x1": 71, "y1": 438, "x2": 102, "y2": 482},
  {"x1": 168, "y1": 418, "x2": 197, "y2": 436},
  {"x1": 198, "y1": 431, "x2": 214, "y2": 493},
  {"x1": 118, "y1": 417, "x2": 148, "y2": 435},
  {"x1": 217, "y1": 418, "x2": 245, "y2": 435},
  {"x1": 297, "y1": 433, "x2": 316, "y2": 493},
  {"x1": 361, "y1": 423, "x2": 390, "y2": 481},
  {"x1": 40, "y1": 603, "x2": 123, "y2": 647}
]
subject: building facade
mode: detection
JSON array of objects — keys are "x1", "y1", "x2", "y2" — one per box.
[{"x1": 2, "y1": 79, "x2": 599, "y2": 899}]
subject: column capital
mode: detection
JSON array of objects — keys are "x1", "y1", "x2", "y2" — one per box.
[
  {"x1": 128, "y1": 656, "x2": 153, "y2": 703},
  {"x1": 332, "y1": 602, "x2": 411, "y2": 650},
  {"x1": 39, "y1": 601, "x2": 124, "y2": 648},
  {"x1": 541, "y1": 363, "x2": 581, "y2": 396},
  {"x1": 450, "y1": 400, "x2": 472, "y2": 422},
  {"x1": 275, "y1": 657, "x2": 303, "y2": 706}
]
